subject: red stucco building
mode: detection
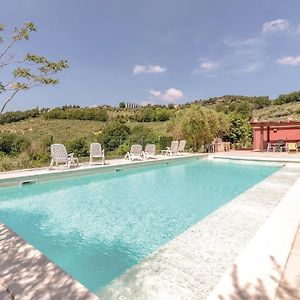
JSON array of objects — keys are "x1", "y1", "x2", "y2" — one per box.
[{"x1": 251, "y1": 120, "x2": 300, "y2": 151}]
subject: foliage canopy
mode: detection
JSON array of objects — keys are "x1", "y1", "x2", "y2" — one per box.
[{"x1": 0, "y1": 22, "x2": 68, "y2": 114}]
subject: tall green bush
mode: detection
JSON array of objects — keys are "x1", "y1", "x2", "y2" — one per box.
[
  {"x1": 0, "y1": 133, "x2": 30, "y2": 156},
  {"x1": 68, "y1": 138, "x2": 89, "y2": 157},
  {"x1": 98, "y1": 121, "x2": 130, "y2": 151}
]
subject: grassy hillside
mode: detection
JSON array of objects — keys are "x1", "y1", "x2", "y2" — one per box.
[
  {"x1": 253, "y1": 102, "x2": 300, "y2": 121},
  {"x1": 0, "y1": 117, "x2": 170, "y2": 171},
  {"x1": 0, "y1": 118, "x2": 169, "y2": 146}
]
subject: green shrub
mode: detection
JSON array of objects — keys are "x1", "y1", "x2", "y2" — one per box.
[
  {"x1": 0, "y1": 108, "x2": 40, "y2": 125},
  {"x1": 68, "y1": 138, "x2": 89, "y2": 157},
  {"x1": 98, "y1": 121, "x2": 130, "y2": 151},
  {"x1": 0, "y1": 133, "x2": 30, "y2": 156},
  {"x1": 129, "y1": 125, "x2": 159, "y2": 147},
  {"x1": 0, "y1": 152, "x2": 32, "y2": 172}
]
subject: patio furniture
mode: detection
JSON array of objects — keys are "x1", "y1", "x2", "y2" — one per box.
[
  {"x1": 143, "y1": 144, "x2": 156, "y2": 159},
  {"x1": 161, "y1": 141, "x2": 179, "y2": 155},
  {"x1": 125, "y1": 144, "x2": 143, "y2": 161},
  {"x1": 178, "y1": 140, "x2": 186, "y2": 154},
  {"x1": 50, "y1": 144, "x2": 78, "y2": 169},
  {"x1": 223, "y1": 142, "x2": 231, "y2": 152},
  {"x1": 276, "y1": 139, "x2": 286, "y2": 152},
  {"x1": 267, "y1": 143, "x2": 275, "y2": 152},
  {"x1": 287, "y1": 143, "x2": 298, "y2": 153},
  {"x1": 296, "y1": 141, "x2": 300, "y2": 151},
  {"x1": 89, "y1": 143, "x2": 105, "y2": 165},
  {"x1": 206, "y1": 143, "x2": 215, "y2": 153}
]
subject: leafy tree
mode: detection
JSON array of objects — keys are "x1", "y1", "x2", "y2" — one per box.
[
  {"x1": 0, "y1": 22, "x2": 69, "y2": 114},
  {"x1": 98, "y1": 121, "x2": 130, "y2": 151},
  {"x1": 169, "y1": 105, "x2": 230, "y2": 151},
  {"x1": 0, "y1": 108, "x2": 40, "y2": 124},
  {"x1": 119, "y1": 101, "x2": 126, "y2": 108},
  {"x1": 155, "y1": 107, "x2": 173, "y2": 121},
  {"x1": 129, "y1": 125, "x2": 159, "y2": 147},
  {"x1": 135, "y1": 107, "x2": 155, "y2": 122},
  {"x1": 274, "y1": 91, "x2": 300, "y2": 105},
  {"x1": 224, "y1": 114, "x2": 253, "y2": 148}
]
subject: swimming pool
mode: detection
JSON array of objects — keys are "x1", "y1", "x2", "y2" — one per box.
[{"x1": 0, "y1": 158, "x2": 280, "y2": 293}]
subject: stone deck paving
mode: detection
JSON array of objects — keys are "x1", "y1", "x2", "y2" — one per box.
[{"x1": 275, "y1": 224, "x2": 300, "y2": 300}]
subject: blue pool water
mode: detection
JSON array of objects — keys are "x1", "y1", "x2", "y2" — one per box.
[{"x1": 0, "y1": 159, "x2": 279, "y2": 292}]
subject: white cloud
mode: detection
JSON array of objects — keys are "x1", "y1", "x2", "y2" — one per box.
[
  {"x1": 277, "y1": 55, "x2": 300, "y2": 66},
  {"x1": 150, "y1": 88, "x2": 184, "y2": 103},
  {"x1": 133, "y1": 64, "x2": 166, "y2": 74},
  {"x1": 262, "y1": 19, "x2": 289, "y2": 33},
  {"x1": 150, "y1": 90, "x2": 162, "y2": 97},
  {"x1": 199, "y1": 60, "x2": 218, "y2": 71}
]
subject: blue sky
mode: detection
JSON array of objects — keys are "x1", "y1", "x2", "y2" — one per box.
[{"x1": 1, "y1": 0, "x2": 300, "y2": 111}]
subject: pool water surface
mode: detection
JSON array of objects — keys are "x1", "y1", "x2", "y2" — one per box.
[{"x1": 0, "y1": 159, "x2": 280, "y2": 292}]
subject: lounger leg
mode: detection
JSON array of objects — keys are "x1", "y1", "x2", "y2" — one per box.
[{"x1": 49, "y1": 159, "x2": 54, "y2": 170}]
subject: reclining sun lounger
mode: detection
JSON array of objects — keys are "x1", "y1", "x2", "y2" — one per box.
[
  {"x1": 125, "y1": 144, "x2": 143, "y2": 161},
  {"x1": 143, "y1": 144, "x2": 156, "y2": 159},
  {"x1": 90, "y1": 143, "x2": 105, "y2": 165},
  {"x1": 50, "y1": 144, "x2": 78, "y2": 169}
]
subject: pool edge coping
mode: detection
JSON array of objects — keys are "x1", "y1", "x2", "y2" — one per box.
[
  {"x1": 207, "y1": 172, "x2": 300, "y2": 300},
  {"x1": 0, "y1": 154, "x2": 205, "y2": 187}
]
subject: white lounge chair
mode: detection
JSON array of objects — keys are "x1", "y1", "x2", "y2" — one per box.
[
  {"x1": 90, "y1": 143, "x2": 105, "y2": 165},
  {"x1": 49, "y1": 144, "x2": 78, "y2": 169},
  {"x1": 125, "y1": 144, "x2": 143, "y2": 161},
  {"x1": 143, "y1": 144, "x2": 156, "y2": 159},
  {"x1": 178, "y1": 140, "x2": 186, "y2": 154},
  {"x1": 162, "y1": 141, "x2": 179, "y2": 155}
]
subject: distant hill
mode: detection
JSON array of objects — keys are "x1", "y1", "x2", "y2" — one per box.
[{"x1": 253, "y1": 102, "x2": 300, "y2": 121}]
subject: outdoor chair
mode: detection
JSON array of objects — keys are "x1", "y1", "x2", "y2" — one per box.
[
  {"x1": 161, "y1": 140, "x2": 179, "y2": 155},
  {"x1": 296, "y1": 141, "x2": 300, "y2": 151},
  {"x1": 277, "y1": 139, "x2": 286, "y2": 152},
  {"x1": 125, "y1": 144, "x2": 143, "y2": 161},
  {"x1": 287, "y1": 143, "x2": 298, "y2": 153},
  {"x1": 89, "y1": 143, "x2": 105, "y2": 165},
  {"x1": 143, "y1": 144, "x2": 156, "y2": 159},
  {"x1": 267, "y1": 143, "x2": 275, "y2": 152},
  {"x1": 178, "y1": 140, "x2": 186, "y2": 154},
  {"x1": 50, "y1": 144, "x2": 78, "y2": 169}
]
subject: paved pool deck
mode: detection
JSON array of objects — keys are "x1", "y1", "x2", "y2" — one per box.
[
  {"x1": 213, "y1": 150, "x2": 300, "y2": 163},
  {"x1": 0, "y1": 152, "x2": 300, "y2": 299}
]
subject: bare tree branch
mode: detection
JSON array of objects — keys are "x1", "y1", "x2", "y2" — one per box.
[{"x1": 0, "y1": 89, "x2": 20, "y2": 114}]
